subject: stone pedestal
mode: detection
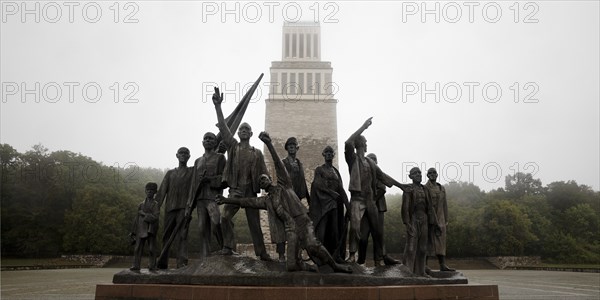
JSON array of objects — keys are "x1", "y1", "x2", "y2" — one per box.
[
  {"x1": 97, "y1": 255, "x2": 498, "y2": 300},
  {"x1": 96, "y1": 283, "x2": 499, "y2": 300}
]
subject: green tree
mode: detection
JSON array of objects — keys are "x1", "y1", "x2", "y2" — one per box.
[
  {"x1": 543, "y1": 231, "x2": 600, "y2": 263},
  {"x1": 563, "y1": 203, "x2": 599, "y2": 242},
  {"x1": 444, "y1": 181, "x2": 484, "y2": 257},
  {"x1": 383, "y1": 194, "x2": 405, "y2": 254},
  {"x1": 1, "y1": 143, "x2": 167, "y2": 256},
  {"x1": 504, "y1": 172, "x2": 544, "y2": 199},
  {"x1": 1, "y1": 143, "x2": 67, "y2": 256},
  {"x1": 446, "y1": 205, "x2": 481, "y2": 257},
  {"x1": 445, "y1": 181, "x2": 485, "y2": 207},
  {"x1": 546, "y1": 203, "x2": 600, "y2": 263},
  {"x1": 0, "y1": 143, "x2": 20, "y2": 181},
  {"x1": 518, "y1": 194, "x2": 553, "y2": 256},
  {"x1": 62, "y1": 185, "x2": 137, "y2": 254},
  {"x1": 546, "y1": 181, "x2": 597, "y2": 212},
  {"x1": 477, "y1": 199, "x2": 536, "y2": 256}
]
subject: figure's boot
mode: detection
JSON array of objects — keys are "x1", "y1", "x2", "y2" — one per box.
[
  {"x1": 259, "y1": 252, "x2": 275, "y2": 262},
  {"x1": 424, "y1": 256, "x2": 433, "y2": 274},
  {"x1": 130, "y1": 256, "x2": 141, "y2": 271},
  {"x1": 217, "y1": 246, "x2": 233, "y2": 255},
  {"x1": 310, "y1": 245, "x2": 352, "y2": 273},
  {"x1": 177, "y1": 238, "x2": 188, "y2": 268},
  {"x1": 438, "y1": 255, "x2": 455, "y2": 271},
  {"x1": 383, "y1": 255, "x2": 400, "y2": 265},
  {"x1": 357, "y1": 239, "x2": 368, "y2": 265},
  {"x1": 277, "y1": 242, "x2": 286, "y2": 262},
  {"x1": 149, "y1": 254, "x2": 157, "y2": 271},
  {"x1": 346, "y1": 252, "x2": 356, "y2": 263},
  {"x1": 157, "y1": 248, "x2": 169, "y2": 269},
  {"x1": 148, "y1": 239, "x2": 158, "y2": 271}
]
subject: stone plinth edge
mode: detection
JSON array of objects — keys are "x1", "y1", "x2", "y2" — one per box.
[{"x1": 96, "y1": 283, "x2": 499, "y2": 300}]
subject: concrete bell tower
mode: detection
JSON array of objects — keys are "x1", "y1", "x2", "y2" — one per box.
[{"x1": 264, "y1": 22, "x2": 339, "y2": 186}]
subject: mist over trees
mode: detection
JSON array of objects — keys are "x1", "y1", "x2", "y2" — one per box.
[
  {"x1": 385, "y1": 174, "x2": 599, "y2": 263},
  {"x1": 1, "y1": 143, "x2": 165, "y2": 256},
  {"x1": 1, "y1": 144, "x2": 598, "y2": 263}
]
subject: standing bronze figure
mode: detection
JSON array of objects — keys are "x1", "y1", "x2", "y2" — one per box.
[
  {"x1": 156, "y1": 147, "x2": 193, "y2": 269},
  {"x1": 402, "y1": 167, "x2": 436, "y2": 276},
  {"x1": 186, "y1": 132, "x2": 226, "y2": 257},
  {"x1": 357, "y1": 153, "x2": 391, "y2": 265},
  {"x1": 130, "y1": 182, "x2": 160, "y2": 271},
  {"x1": 425, "y1": 167, "x2": 455, "y2": 272},
  {"x1": 310, "y1": 145, "x2": 349, "y2": 263}
]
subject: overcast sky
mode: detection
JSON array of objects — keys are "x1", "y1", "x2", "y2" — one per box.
[{"x1": 1, "y1": 1, "x2": 598, "y2": 192}]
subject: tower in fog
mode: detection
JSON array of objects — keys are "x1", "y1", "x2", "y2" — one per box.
[{"x1": 264, "y1": 22, "x2": 339, "y2": 185}]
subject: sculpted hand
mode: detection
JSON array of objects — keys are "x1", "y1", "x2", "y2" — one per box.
[
  {"x1": 128, "y1": 232, "x2": 136, "y2": 245},
  {"x1": 396, "y1": 183, "x2": 412, "y2": 193},
  {"x1": 258, "y1": 131, "x2": 271, "y2": 144},
  {"x1": 199, "y1": 170, "x2": 209, "y2": 184},
  {"x1": 217, "y1": 141, "x2": 227, "y2": 153},
  {"x1": 215, "y1": 194, "x2": 225, "y2": 205},
  {"x1": 435, "y1": 225, "x2": 442, "y2": 237},
  {"x1": 406, "y1": 224, "x2": 416, "y2": 237},
  {"x1": 362, "y1": 117, "x2": 373, "y2": 129},
  {"x1": 212, "y1": 87, "x2": 224, "y2": 106}
]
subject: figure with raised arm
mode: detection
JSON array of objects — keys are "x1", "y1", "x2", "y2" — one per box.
[
  {"x1": 212, "y1": 87, "x2": 273, "y2": 261},
  {"x1": 216, "y1": 132, "x2": 352, "y2": 273},
  {"x1": 273, "y1": 137, "x2": 311, "y2": 261},
  {"x1": 345, "y1": 117, "x2": 410, "y2": 265}
]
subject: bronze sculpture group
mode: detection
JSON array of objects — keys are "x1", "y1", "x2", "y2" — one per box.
[{"x1": 130, "y1": 84, "x2": 454, "y2": 277}]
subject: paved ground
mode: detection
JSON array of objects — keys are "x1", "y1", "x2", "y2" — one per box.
[
  {"x1": 463, "y1": 270, "x2": 600, "y2": 300},
  {"x1": 1, "y1": 268, "x2": 598, "y2": 299},
  {"x1": 1, "y1": 268, "x2": 114, "y2": 300}
]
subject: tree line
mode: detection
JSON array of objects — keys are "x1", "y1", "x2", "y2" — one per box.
[
  {"x1": 384, "y1": 173, "x2": 599, "y2": 263},
  {"x1": 1, "y1": 144, "x2": 598, "y2": 263}
]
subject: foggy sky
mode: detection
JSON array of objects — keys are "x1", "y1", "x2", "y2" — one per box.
[{"x1": 1, "y1": 1, "x2": 598, "y2": 192}]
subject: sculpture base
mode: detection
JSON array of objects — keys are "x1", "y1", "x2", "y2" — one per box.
[
  {"x1": 95, "y1": 284, "x2": 499, "y2": 300},
  {"x1": 112, "y1": 255, "x2": 467, "y2": 286},
  {"x1": 99, "y1": 255, "x2": 499, "y2": 299}
]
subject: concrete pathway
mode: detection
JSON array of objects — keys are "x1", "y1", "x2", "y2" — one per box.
[{"x1": 464, "y1": 269, "x2": 600, "y2": 300}]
